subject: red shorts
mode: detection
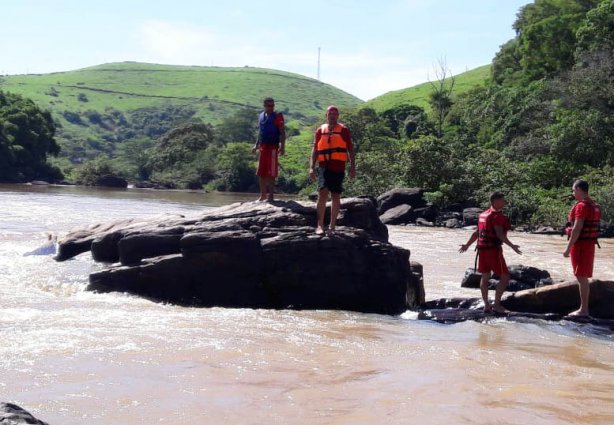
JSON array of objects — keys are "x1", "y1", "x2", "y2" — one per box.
[
  {"x1": 570, "y1": 241, "x2": 596, "y2": 277},
  {"x1": 477, "y1": 248, "x2": 508, "y2": 276},
  {"x1": 257, "y1": 145, "x2": 278, "y2": 178}
]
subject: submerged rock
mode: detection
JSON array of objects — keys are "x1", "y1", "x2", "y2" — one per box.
[
  {"x1": 56, "y1": 198, "x2": 420, "y2": 315},
  {"x1": 0, "y1": 402, "x2": 49, "y2": 425},
  {"x1": 461, "y1": 264, "x2": 554, "y2": 292}
]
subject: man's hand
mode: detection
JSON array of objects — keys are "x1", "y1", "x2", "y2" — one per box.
[
  {"x1": 510, "y1": 244, "x2": 522, "y2": 255},
  {"x1": 563, "y1": 248, "x2": 570, "y2": 258},
  {"x1": 458, "y1": 244, "x2": 469, "y2": 253},
  {"x1": 251, "y1": 145, "x2": 258, "y2": 154},
  {"x1": 309, "y1": 167, "x2": 316, "y2": 182}
]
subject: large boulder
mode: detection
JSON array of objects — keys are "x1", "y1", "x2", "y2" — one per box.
[
  {"x1": 376, "y1": 188, "x2": 425, "y2": 215},
  {"x1": 379, "y1": 204, "x2": 415, "y2": 225},
  {"x1": 95, "y1": 174, "x2": 128, "y2": 188},
  {"x1": 57, "y1": 198, "x2": 416, "y2": 315},
  {"x1": 0, "y1": 403, "x2": 49, "y2": 425},
  {"x1": 462, "y1": 207, "x2": 483, "y2": 226}
]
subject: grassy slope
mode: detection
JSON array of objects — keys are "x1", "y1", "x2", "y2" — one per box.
[
  {"x1": 366, "y1": 65, "x2": 491, "y2": 112},
  {"x1": 0, "y1": 62, "x2": 364, "y2": 174},
  {"x1": 0, "y1": 62, "x2": 363, "y2": 123}
]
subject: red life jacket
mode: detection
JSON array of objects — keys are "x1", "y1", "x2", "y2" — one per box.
[
  {"x1": 566, "y1": 198, "x2": 601, "y2": 243},
  {"x1": 477, "y1": 208, "x2": 510, "y2": 250}
]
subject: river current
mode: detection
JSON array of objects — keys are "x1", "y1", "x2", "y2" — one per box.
[{"x1": 1, "y1": 184, "x2": 613, "y2": 425}]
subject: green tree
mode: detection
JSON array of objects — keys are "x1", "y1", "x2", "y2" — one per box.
[
  {"x1": 214, "y1": 108, "x2": 258, "y2": 144},
  {"x1": 576, "y1": 0, "x2": 614, "y2": 54},
  {"x1": 0, "y1": 90, "x2": 60, "y2": 182},
  {"x1": 214, "y1": 143, "x2": 256, "y2": 191},
  {"x1": 343, "y1": 107, "x2": 396, "y2": 153}
]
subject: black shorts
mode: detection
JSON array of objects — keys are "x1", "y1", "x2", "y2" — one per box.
[{"x1": 317, "y1": 166, "x2": 345, "y2": 193}]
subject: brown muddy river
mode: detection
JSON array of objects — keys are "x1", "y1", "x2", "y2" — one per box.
[{"x1": 1, "y1": 184, "x2": 613, "y2": 425}]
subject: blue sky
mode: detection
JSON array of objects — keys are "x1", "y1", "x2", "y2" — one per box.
[{"x1": 1, "y1": 0, "x2": 529, "y2": 100}]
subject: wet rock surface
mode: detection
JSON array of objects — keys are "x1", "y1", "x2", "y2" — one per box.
[
  {"x1": 0, "y1": 402, "x2": 49, "y2": 425},
  {"x1": 418, "y1": 280, "x2": 614, "y2": 328},
  {"x1": 461, "y1": 264, "x2": 554, "y2": 292}
]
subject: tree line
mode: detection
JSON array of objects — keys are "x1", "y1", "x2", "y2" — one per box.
[{"x1": 1, "y1": 0, "x2": 612, "y2": 227}]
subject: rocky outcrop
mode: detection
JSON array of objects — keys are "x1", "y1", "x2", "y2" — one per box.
[
  {"x1": 95, "y1": 175, "x2": 128, "y2": 188},
  {"x1": 461, "y1": 265, "x2": 554, "y2": 292},
  {"x1": 379, "y1": 204, "x2": 415, "y2": 225},
  {"x1": 502, "y1": 280, "x2": 614, "y2": 318},
  {"x1": 0, "y1": 403, "x2": 49, "y2": 425},
  {"x1": 462, "y1": 207, "x2": 482, "y2": 226},
  {"x1": 376, "y1": 188, "x2": 426, "y2": 215},
  {"x1": 56, "y1": 198, "x2": 418, "y2": 315},
  {"x1": 418, "y1": 280, "x2": 614, "y2": 325}
]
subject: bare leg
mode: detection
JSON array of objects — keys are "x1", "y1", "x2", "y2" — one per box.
[
  {"x1": 329, "y1": 192, "x2": 341, "y2": 231},
  {"x1": 316, "y1": 188, "x2": 329, "y2": 234},
  {"x1": 568, "y1": 276, "x2": 590, "y2": 316},
  {"x1": 493, "y1": 273, "x2": 510, "y2": 313},
  {"x1": 266, "y1": 177, "x2": 275, "y2": 202},
  {"x1": 480, "y1": 272, "x2": 492, "y2": 313},
  {"x1": 257, "y1": 177, "x2": 267, "y2": 201}
]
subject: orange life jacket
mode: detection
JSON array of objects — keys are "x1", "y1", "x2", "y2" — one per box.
[
  {"x1": 477, "y1": 208, "x2": 510, "y2": 250},
  {"x1": 316, "y1": 124, "x2": 348, "y2": 163},
  {"x1": 566, "y1": 198, "x2": 601, "y2": 243}
]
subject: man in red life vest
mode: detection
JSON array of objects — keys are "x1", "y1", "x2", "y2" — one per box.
[
  {"x1": 459, "y1": 192, "x2": 522, "y2": 313},
  {"x1": 252, "y1": 97, "x2": 286, "y2": 202},
  {"x1": 563, "y1": 179, "x2": 602, "y2": 317},
  {"x1": 309, "y1": 105, "x2": 356, "y2": 235}
]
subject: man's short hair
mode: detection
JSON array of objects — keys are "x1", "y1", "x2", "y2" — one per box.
[
  {"x1": 490, "y1": 191, "x2": 505, "y2": 204},
  {"x1": 263, "y1": 97, "x2": 275, "y2": 104},
  {"x1": 573, "y1": 179, "x2": 589, "y2": 193}
]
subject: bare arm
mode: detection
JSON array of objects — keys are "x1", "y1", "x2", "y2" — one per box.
[
  {"x1": 563, "y1": 218, "x2": 584, "y2": 257},
  {"x1": 495, "y1": 226, "x2": 521, "y2": 254},
  {"x1": 458, "y1": 229, "x2": 479, "y2": 253},
  {"x1": 309, "y1": 136, "x2": 318, "y2": 181},
  {"x1": 278, "y1": 123, "x2": 286, "y2": 155}
]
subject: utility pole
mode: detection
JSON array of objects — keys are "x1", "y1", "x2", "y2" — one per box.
[{"x1": 317, "y1": 47, "x2": 321, "y2": 80}]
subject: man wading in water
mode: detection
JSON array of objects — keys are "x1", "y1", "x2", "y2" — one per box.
[{"x1": 459, "y1": 192, "x2": 522, "y2": 313}]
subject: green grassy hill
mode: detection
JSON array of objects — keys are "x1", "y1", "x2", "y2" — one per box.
[
  {"x1": 0, "y1": 62, "x2": 363, "y2": 166},
  {"x1": 366, "y1": 64, "x2": 491, "y2": 112},
  {"x1": 1, "y1": 62, "x2": 363, "y2": 119}
]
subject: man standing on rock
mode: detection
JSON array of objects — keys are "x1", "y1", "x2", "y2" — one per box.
[
  {"x1": 563, "y1": 179, "x2": 601, "y2": 317},
  {"x1": 459, "y1": 191, "x2": 522, "y2": 313},
  {"x1": 309, "y1": 105, "x2": 356, "y2": 235},
  {"x1": 252, "y1": 97, "x2": 286, "y2": 202}
]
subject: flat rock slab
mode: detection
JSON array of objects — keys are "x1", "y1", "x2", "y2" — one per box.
[{"x1": 417, "y1": 308, "x2": 614, "y2": 331}]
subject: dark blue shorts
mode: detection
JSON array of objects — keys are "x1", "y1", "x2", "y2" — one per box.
[{"x1": 317, "y1": 166, "x2": 345, "y2": 194}]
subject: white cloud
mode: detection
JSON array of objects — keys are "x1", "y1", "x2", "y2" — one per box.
[
  {"x1": 133, "y1": 19, "x2": 445, "y2": 99},
  {"x1": 137, "y1": 20, "x2": 218, "y2": 63}
]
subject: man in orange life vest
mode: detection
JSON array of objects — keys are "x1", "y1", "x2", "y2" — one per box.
[
  {"x1": 563, "y1": 179, "x2": 601, "y2": 317},
  {"x1": 459, "y1": 192, "x2": 522, "y2": 313},
  {"x1": 309, "y1": 105, "x2": 356, "y2": 235},
  {"x1": 252, "y1": 97, "x2": 286, "y2": 202}
]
